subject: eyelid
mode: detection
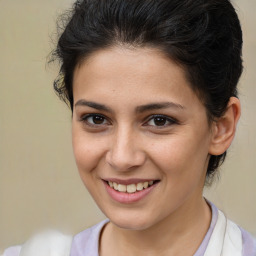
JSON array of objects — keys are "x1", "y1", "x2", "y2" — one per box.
[
  {"x1": 79, "y1": 113, "x2": 111, "y2": 126},
  {"x1": 78, "y1": 113, "x2": 178, "y2": 129},
  {"x1": 143, "y1": 114, "x2": 178, "y2": 127}
]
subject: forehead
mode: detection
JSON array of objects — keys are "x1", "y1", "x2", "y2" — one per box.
[{"x1": 72, "y1": 46, "x2": 203, "y2": 112}]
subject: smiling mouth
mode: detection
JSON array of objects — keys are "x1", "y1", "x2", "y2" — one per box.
[{"x1": 105, "y1": 180, "x2": 160, "y2": 193}]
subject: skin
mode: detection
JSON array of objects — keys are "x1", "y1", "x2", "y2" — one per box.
[{"x1": 72, "y1": 47, "x2": 240, "y2": 256}]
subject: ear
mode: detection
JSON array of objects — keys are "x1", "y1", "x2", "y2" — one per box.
[{"x1": 209, "y1": 97, "x2": 241, "y2": 156}]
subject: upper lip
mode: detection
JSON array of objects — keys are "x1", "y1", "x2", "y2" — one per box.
[{"x1": 103, "y1": 178, "x2": 159, "y2": 185}]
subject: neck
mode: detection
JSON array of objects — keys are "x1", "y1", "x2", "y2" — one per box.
[{"x1": 100, "y1": 197, "x2": 211, "y2": 256}]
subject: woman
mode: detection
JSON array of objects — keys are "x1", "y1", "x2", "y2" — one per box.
[{"x1": 3, "y1": 0, "x2": 256, "y2": 255}]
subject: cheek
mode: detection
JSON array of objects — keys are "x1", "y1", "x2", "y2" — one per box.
[
  {"x1": 149, "y1": 133, "x2": 210, "y2": 178},
  {"x1": 72, "y1": 127, "x2": 105, "y2": 176}
]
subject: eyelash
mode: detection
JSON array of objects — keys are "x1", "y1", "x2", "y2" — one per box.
[
  {"x1": 80, "y1": 114, "x2": 110, "y2": 127},
  {"x1": 79, "y1": 114, "x2": 177, "y2": 128},
  {"x1": 144, "y1": 115, "x2": 177, "y2": 128}
]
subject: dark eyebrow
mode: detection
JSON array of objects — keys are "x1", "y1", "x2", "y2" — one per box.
[
  {"x1": 135, "y1": 102, "x2": 185, "y2": 113},
  {"x1": 74, "y1": 100, "x2": 184, "y2": 113},
  {"x1": 74, "y1": 99, "x2": 112, "y2": 113}
]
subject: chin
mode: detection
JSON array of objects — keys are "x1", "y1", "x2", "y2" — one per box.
[
  {"x1": 106, "y1": 211, "x2": 156, "y2": 231},
  {"x1": 112, "y1": 219, "x2": 152, "y2": 231}
]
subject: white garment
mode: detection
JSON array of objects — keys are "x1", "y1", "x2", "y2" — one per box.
[
  {"x1": 7, "y1": 230, "x2": 72, "y2": 256},
  {"x1": 204, "y1": 210, "x2": 242, "y2": 256}
]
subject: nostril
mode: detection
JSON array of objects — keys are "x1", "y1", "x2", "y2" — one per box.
[{"x1": 105, "y1": 149, "x2": 146, "y2": 171}]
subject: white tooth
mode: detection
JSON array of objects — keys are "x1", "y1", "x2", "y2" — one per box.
[
  {"x1": 149, "y1": 181, "x2": 153, "y2": 186},
  {"x1": 143, "y1": 181, "x2": 149, "y2": 188},
  {"x1": 136, "y1": 183, "x2": 144, "y2": 191},
  {"x1": 113, "y1": 182, "x2": 118, "y2": 190},
  {"x1": 117, "y1": 184, "x2": 127, "y2": 192},
  {"x1": 127, "y1": 184, "x2": 136, "y2": 193},
  {"x1": 109, "y1": 181, "x2": 113, "y2": 188}
]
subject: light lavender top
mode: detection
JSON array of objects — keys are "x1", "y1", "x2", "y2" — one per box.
[
  {"x1": 69, "y1": 202, "x2": 256, "y2": 256},
  {"x1": 3, "y1": 202, "x2": 256, "y2": 256}
]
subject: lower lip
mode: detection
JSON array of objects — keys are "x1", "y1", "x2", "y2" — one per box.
[{"x1": 103, "y1": 181, "x2": 158, "y2": 204}]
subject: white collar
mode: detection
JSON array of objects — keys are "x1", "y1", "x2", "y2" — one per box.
[{"x1": 204, "y1": 209, "x2": 242, "y2": 256}]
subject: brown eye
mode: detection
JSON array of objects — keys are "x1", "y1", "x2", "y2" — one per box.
[
  {"x1": 153, "y1": 116, "x2": 167, "y2": 126},
  {"x1": 92, "y1": 115, "x2": 105, "y2": 124},
  {"x1": 82, "y1": 114, "x2": 108, "y2": 125},
  {"x1": 146, "y1": 115, "x2": 176, "y2": 127}
]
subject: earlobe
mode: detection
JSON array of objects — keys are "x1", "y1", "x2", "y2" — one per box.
[{"x1": 209, "y1": 97, "x2": 241, "y2": 156}]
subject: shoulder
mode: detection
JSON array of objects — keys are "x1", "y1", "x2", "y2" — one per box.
[
  {"x1": 207, "y1": 200, "x2": 256, "y2": 255},
  {"x1": 239, "y1": 227, "x2": 256, "y2": 256},
  {"x1": 2, "y1": 246, "x2": 21, "y2": 256},
  {"x1": 70, "y1": 219, "x2": 109, "y2": 256},
  {"x1": 2, "y1": 230, "x2": 72, "y2": 256},
  {"x1": 2, "y1": 220, "x2": 109, "y2": 256}
]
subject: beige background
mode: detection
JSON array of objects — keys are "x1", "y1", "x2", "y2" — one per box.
[{"x1": 0, "y1": 0, "x2": 255, "y2": 251}]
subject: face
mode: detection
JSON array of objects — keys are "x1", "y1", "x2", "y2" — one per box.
[{"x1": 72, "y1": 47, "x2": 213, "y2": 230}]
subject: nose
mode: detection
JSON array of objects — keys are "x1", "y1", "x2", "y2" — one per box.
[{"x1": 106, "y1": 126, "x2": 146, "y2": 171}]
